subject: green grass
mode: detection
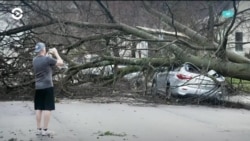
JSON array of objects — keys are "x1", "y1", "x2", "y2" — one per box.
[{"x1": 226, "y1": 77, "x2": 250, "y2": 93}]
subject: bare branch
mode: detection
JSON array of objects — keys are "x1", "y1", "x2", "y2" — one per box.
[
  {"x1": 142, "y1": 0, "x2": 214, "y2": 48},
  {"x1": 65, "y1": 31, "x2": 123, "y2": 50},
  {"x1": 0, "y1": 21, "x2": 56, "y2": 36},
  {"x1": 163, "y1": 1, "x2": 178, "y2": 39},
  {"x1": 216, "y1": 0, "x2": 237, "y2": 58},
  {"x1": 136, "y1": 26, "x2": 190, "y2": 39},
  {"x1": 96, "y1": 0, "x2": 116, "y2": 23},
  {"x1": 21, "y1": 0, "x2": 54, "y2": 21}
]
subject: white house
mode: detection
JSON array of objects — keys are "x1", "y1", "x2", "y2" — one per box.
[
  {"x1": 227, "y1": 1, "x2": 250, "y2": 57},
  {"x1": 135, "y1": 41, "x2": 148, "y2": 58},
  {"x1": 118, "y1": 40, "x2": 149, "y2": 59}
]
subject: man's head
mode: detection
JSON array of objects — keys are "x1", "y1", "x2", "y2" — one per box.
[{"x1": 34, "y1": 42, "x2": 46, "y2": 55}]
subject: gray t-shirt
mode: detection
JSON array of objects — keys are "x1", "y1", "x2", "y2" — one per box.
[{"x1": 33, "y1": 56, "x2": 57, "y2": 89}]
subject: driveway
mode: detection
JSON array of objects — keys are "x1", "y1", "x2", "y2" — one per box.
[{"x1": 0, "y1": 100, "x2": 250, "y2": 141}]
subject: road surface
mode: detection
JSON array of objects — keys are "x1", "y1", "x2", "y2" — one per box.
[{"x1": 0, "y1": 100, "x2": 250, "y2": 141}]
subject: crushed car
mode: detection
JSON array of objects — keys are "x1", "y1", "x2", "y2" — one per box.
[{"x1": 151, "y1": 62, "x2": 225, "y2": 98}]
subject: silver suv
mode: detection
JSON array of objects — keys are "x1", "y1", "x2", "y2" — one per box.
[{"x1": 151, "y1": 62, "x2": 225, "y2": 98}]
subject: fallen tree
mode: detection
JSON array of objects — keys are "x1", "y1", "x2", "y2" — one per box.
[{"x1": 1, "y1": 1, "x2": 250, "y2": 96}]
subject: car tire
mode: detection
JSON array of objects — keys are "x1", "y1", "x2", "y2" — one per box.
[{"x1": 151, "y1": 81, "x2": 158, "y2": 97}]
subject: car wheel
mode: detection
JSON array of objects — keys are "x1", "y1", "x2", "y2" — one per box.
[
  {"x1": 151, "y1": 81, "x2": 158, "y2": 97},
  {"x1": 166, "y1": 82, "x2": 172, "y2": 99}
]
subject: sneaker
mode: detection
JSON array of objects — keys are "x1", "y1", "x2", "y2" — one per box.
[
  {"x1": 42, "y1": 129, "x2": 55, "y2": 136},
  {"x1": 36, "y1": 129, "x2": 42, "y2": 135}
]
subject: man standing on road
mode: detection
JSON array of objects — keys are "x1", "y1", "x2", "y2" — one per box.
[{"x1": 32, "y1": 42, "x2": 64, "y2": 136}]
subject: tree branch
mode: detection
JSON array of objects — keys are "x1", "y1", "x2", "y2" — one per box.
[
  {"x1": 96, "y1": 0, "x2": 116, "y2": 23},
  {"x1": 65, "y1": 31, "x2": 123, "y2": 50},
  {"x1": 142, "y1": 0, "x2": 214, "y2": 48},
  {"x1": 0, "y1": 21, "x2": 57, "y2": 36},
  {"x1": 21, "y1": 0, "x2": 54, "y2": 21},
  {"x1": 215, "y1": 0, "x2": 237, "y2": 58},
  {"x1": 136, "y1": 26, "x2": 190, "y2": 39}
]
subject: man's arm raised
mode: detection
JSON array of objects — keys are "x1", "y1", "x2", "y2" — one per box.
[{"x1": 50, "y1": 48, "x2": 64, "y2": 67}]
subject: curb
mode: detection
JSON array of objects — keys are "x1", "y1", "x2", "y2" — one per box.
[{"x1": 220, "y1": 95, "x2": 250, "y2": 110}]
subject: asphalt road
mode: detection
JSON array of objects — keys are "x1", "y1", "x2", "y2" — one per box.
[{"x1": 0, "y1": 100, "x2": 250, "y2": 141}]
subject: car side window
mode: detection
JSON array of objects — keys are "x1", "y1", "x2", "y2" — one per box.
[
  {"x1": 185, "y1": 64, "x2": 200, "y2": 73},
  {"x1": 174, "y1": 67, "x2": 181, "y2": 71},
  {"x1": 168, "y1": 66, "x2": 173, "y2": 71},
  {"x1": 158, "y1": 67, "x2": 167, "y2": 72}
]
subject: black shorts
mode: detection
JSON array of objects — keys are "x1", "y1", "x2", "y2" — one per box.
[{"x1": 34, "y1": 87, "x2": 55, "y2": 110}]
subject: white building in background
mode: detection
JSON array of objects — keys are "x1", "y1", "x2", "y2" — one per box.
[
  {"x1": 227, "y1": 1, "x2": 250, "y2": 57},
  {"x1": 135, "y1": 41, "x2": 148, "y2": 58},
  {"x1": 118, "y1": 40, "x2": 148, "y2": 59},
  {"x1": 118, "y1": 40, "x2": 132, "y2": 58}
]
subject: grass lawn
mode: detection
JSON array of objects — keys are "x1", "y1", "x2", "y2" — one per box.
[{"x1": 226, "y1": 78, "x2": 250, "y2": 93}]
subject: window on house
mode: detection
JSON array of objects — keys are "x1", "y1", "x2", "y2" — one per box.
[{"x1": 235, "y1": 32, "x2": 243, "y2": 51}]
